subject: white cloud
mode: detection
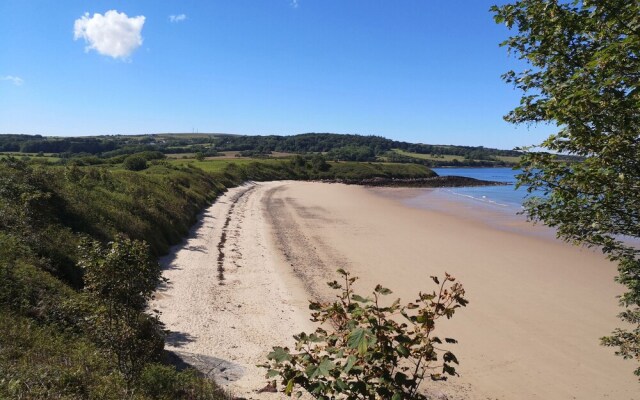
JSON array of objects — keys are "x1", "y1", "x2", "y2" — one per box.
[
  {"x1": 74, "y1": 10, "x2": 145, "y2": 59},
  {"x1": 169, "y1": 14, "x2": 187, "y2": 23},
  {"x1": 291, "y1": 0, "x2": 299, "y2": 8},
  {"x1": 1, "y1": 75, "x2": 24, "y2": 86}
]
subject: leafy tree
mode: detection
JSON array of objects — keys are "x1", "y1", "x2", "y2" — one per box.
[
  {"x1": 492, "y1": 0, "x2": 640, "y2": 376},
  {"x1": 79, "y1": 235, "x2": 165, "y2": 386},
  {"x1": 309, "y1": 154, "x2": 330, "y2": 172},
  {"x1": 264, "y1": 269, "x2": 468, "y2": 399}
]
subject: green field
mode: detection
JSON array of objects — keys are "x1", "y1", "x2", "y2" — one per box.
[
  {"x1": 495, "y1": 155, "x2": 522, "y2": 163},
  {"x1": 392, "y1": 149, "x2": 521, "y2": 165},
  {"x1": 0, "y1": 153, "x2": 61, "y2": 162},
  {"x1": 393, "y1": 149, "x2": 462, "y2": 162}
]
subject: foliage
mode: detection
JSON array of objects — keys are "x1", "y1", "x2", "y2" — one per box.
[
  {"x1": 327, "y1": 145, "x2": 377, "y2": 162},
  {"x1": 213, "y1": 133, "x2": 522, "y2": 160},
  {"x1": 79, "y1": 236, "x2": 165, "y2": 385},
  {"x1": 264, "y1": 270, "x2": 468, "y2": 399},
  {"x1": 180, "y1": 157, "x2": 437, "y2": 183},
  {"x1": 0, "y1": 310, "x2": 230, "y2": 399},
  {"x1": 492, "y1": 0, "x2": 640, "y2": 376},
  {"x1": 318, "y1": 162, "x2": 436, "y2": 182},
  {"x1": 0, "y1": 132, "x2": 524, "y2": 167},
  {"x1": 0, "y1": 310, "x2": 127, "y2": 400},
  {"x1": 123, "y1": 155, "x2": 149, "y2": 171}
]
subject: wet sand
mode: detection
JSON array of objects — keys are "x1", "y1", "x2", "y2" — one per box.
[{"x1": 152, "y1": 181, "x2": 636, "y2": 399}]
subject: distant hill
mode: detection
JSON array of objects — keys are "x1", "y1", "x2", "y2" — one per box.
[{"x1": 0, "y1": 132, "x2": 535, "y2": 167}]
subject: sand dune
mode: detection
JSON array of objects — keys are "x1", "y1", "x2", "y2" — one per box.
[{"x1": 152, "y1": 181, "x2": 636, "y2": 399}]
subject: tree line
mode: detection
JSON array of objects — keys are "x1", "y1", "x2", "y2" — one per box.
[{"x1": 0, "y1": 132, "x2": 522, "y2": 163}]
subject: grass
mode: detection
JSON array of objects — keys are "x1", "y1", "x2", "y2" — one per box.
[
  {"x1": 393, "y1": 149, "x2": 461, "y2": 162},
  {"x1": 0, "y1": 153, "x2": 61, "y2": 162},
  {"x1": 393, "y1": 149, "x2": 522, "y2": 164},
  {"x1": 495, "y1": 155, "x2": 522, "y2": 163}
]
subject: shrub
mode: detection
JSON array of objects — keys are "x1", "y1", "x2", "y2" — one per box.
[
  {"x1": 79, "y1": 236, "x2": 165, "y2": 385},
  {"x1": 123, "y1": 155, "x2": 148, "y2": 171},
  {"x1": 264, "y1": 269, "x2": 468, "y2": 399}
]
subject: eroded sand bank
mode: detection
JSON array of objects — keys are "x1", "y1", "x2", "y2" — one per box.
[{"x1": 152, "y1": 181, "x2": 636, "y2": 399}]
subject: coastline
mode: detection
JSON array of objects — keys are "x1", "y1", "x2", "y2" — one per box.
[{"x1": 152, "y1": 181, "x2": 636, "y2": 399}]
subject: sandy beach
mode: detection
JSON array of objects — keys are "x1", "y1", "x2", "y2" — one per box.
[{"x1": 152, "y1": 181, "x2": 637, "y2": 399}]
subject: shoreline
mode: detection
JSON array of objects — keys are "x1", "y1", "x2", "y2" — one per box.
[
  {"x1": 152, "y1": 181, "x2": 636, "y2": 399},
  {"x1": 371, "y1": 185, "x2": 560, "y2": 242}
]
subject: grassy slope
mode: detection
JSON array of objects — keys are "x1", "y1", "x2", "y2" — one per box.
[
  {"x1": 171, "y1": 158, "x2": 436, "y2": 180},
  {"x1": 393, "y1": 149, "x2": 521, "y2": 165},
  {"x1": 393, "y1": 149, "x2": 462, "y2": 162},
  {"x1": 0, "y1": 160, "x2": 233, "y2": 399}
]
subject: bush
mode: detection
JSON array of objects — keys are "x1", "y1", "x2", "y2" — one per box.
[
  {"x1": 0, "y1": 311, "x2": 127, "y2": 400},
  {"x1": 123, "y1": 155, "x2": 148, "y2": 171},
  {"x1": 79, "y1": 236, "x2": 165, "y2": 385},
  {"x1": 264, "y1": 269, "x2": 468, "y2": 399}
]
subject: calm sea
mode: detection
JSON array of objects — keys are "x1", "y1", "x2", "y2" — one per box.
[
  {"x1": 377, "y1": 167, "x2": 559, "y2": 238},
  {"x1": 431, "y1": 167, "x2": 530, "y2": 212}
]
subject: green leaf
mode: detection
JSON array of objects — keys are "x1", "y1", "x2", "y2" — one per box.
[
  {"x1": 351, "y1": 294, "x2": 370, "y2": 303},
  {"x1": 306, "y1": 358, "x2": 335, "y2": 379},
  {"x1": 343, "y1": 355, "x2": 357, "y2": 374},
  {"x1": 267, "y1": 347, "x2": 292, "y2": 363},
  {"x1": 347, "y1": 327, "x2": 372, "y2": 356},
  {"x1": 396, "y1": 344, "x2": 410, "y2": 357}
]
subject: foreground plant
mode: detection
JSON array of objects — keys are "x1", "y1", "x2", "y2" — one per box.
[{"x1": 264, "y1": 269, "x2": 468, "y2": 399}]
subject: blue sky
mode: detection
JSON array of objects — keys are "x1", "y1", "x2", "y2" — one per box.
[{"x1": 0, "y1": 1, "x2": 553, "y2": 149}]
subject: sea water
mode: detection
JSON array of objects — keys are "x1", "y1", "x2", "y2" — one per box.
[
  {"x1": 429, "y1": 167, "x2": 639, "y2": 247},
  {"x1": 395, "y1": 167, "x2": 546, "y2": 236},
  {"x1": 431, "y1": 167, "x2": 529, "y2": 213}
]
